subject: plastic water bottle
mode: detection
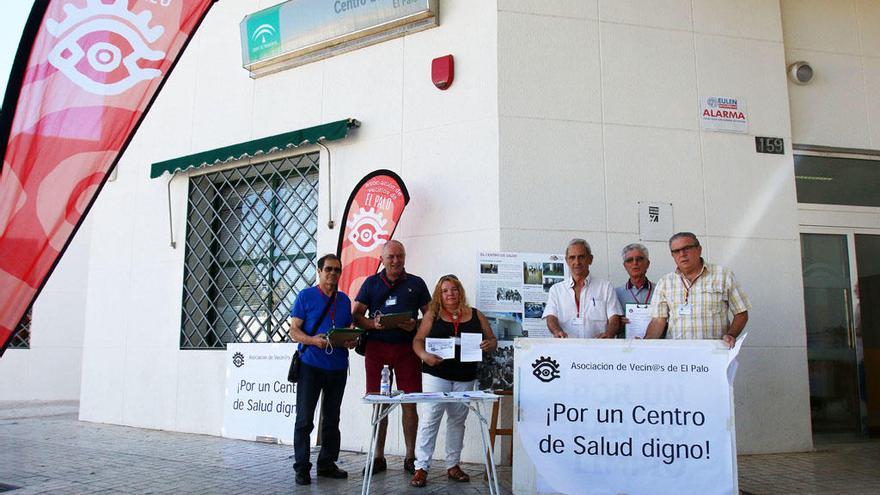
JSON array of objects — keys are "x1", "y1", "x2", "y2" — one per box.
[{"x1": 380, "y1": 365, "x2": 391, "y2": 396}]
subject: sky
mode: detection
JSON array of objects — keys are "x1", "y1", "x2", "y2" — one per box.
[{"x1": 1, "y1": 1, "x2": 37, "y2": 106}]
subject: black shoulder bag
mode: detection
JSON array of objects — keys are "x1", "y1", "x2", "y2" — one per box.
[
  {"x1": 287, "y1": 292, "x2": 336, "y2": 383},
  {"x1": 354, "y1": 281, "x2": 402, "y2": 356}
]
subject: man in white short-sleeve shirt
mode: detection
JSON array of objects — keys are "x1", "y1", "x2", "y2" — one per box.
[{"x1": 542, "y1": 238, "x2": 622, "y2": 338}]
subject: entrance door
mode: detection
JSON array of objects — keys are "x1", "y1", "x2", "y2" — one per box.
[
  {"x1": 800, "y1": 230, "x2": 880, "y2": 436},
  {"x1": 796, "y1": 148, "x2": 880, "y2": 437}
]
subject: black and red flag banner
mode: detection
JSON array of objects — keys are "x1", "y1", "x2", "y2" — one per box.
[
  {"x1": 336, "y1": 170, "x2": 410, "y2": 298},
  {"x1": 0, "y1": 0, "x2": 217, "y2": 356}
]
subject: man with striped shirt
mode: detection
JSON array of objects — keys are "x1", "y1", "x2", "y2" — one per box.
[{"x1": 645, "y1": 232, "x2": 750, "y2": 348}]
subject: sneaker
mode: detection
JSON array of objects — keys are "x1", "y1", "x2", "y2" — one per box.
[
  {"x1": 403, "y1": 457, "x2": 416, "y2": 474},
  {"x1": 362, "y1": 457, "x2": 387, "y2": 475},
  {"x1": 295, "y1": 470, "x2": 311, "y2": 485},
  {"x1": 316, "y1": 464, "x2": 348, "y2": 479}
]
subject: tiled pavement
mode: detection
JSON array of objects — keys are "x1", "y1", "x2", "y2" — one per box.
[{"x1": 1, "y1": 401, "x2": 878, "y2": 494}]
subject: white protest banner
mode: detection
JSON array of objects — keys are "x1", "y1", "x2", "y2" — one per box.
[
  {"x1": 223, "y1": 343, "x2": 299, "y2": 444},
  {"x1": 514, "y1": 339, "x2": 739, "y2": 495}
]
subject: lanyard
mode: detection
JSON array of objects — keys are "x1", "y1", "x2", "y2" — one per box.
[
  {"x1": 380, "y1": 272, "x2": 402, "y2": 289},
  {"x1": 572, "y1": 278, "x2": 589, "y2": 317},
  {"x1": 442, "y1": 309, "x2": 461, "y2": 336},
  {"x1": 679, "y1": 271, "x2": 704, "y2": 304},
  {"x1": 628, "y1": 281, "x2": 652, "y2": 305},
  {"x1": 323, "y1": 291, "x2": 338, "y2": 327}
]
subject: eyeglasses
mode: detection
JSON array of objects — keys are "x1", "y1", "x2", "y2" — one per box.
[
  {"x1": 624, "y1": 256, "x2": 646, "y2": 264},
  {"x1": 323, "y1": 266, "x2": 342, "y2": 273},
  {"x1": 670, "y1": 244, "x2": 699, "y2": 256},
  {"x1": 443, "y1": 274, "x2": 459, "y2": 280}
]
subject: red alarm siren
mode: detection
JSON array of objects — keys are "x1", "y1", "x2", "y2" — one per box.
[{"x1": 431, "y1": 54, "x2": 454, "y2": 90}]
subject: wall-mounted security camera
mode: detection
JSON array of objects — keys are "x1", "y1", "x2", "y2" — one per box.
[{"x1": 788, "y1": 61, "x2": 813, "y2": 85}]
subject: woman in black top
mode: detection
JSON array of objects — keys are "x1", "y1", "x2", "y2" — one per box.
[{"x1": 410, "y1": 274, "x2": 497, "y2": 488}]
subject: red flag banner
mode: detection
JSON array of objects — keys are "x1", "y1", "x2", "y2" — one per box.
[
  {"x1": 0, "y1": 0, "x2": 216, "y2": 355},
  {"x1": 336, "y1": 170, "x2": 410, "y2": 298}
]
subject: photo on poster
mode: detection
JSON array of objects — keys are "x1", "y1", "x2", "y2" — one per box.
[
  {"x1": 524, "y1": 301, "x2": 545, "y2": 319},
  {"x1": 496, "y1": 287, "x2": 522, "y2": 302},
  {"x1": 480, "y1": 262, "x2": 499, "y2": 274},
  {"x1": 522, "y1": 262, "x2": 543, "y2": 285},
  {"x1": 542, "y1": 262, "x2": 564, "y2": 277},
  {"x1": 543, "y1": 276, "x2": 563, "y2": 292},
  {"x1": 485, "y1": 311, "x2": 524, "y2": 340},
  {"x1": 478, "y1": 342, "x2": 514, "y2": 391}
]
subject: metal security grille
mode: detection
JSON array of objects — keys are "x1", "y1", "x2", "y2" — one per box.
[
  {"x1": 10, "y1": 308, "x2": 31, "y2": 349},
  {"x1": 180, "y1": 153, "x2": 319, "y2": 349}
]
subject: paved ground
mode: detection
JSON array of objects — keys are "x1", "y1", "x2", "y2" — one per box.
[{"x1": 1, "y1": 401, "x2": 878, "y2": 494}]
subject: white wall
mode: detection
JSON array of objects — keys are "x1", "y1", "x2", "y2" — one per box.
[
  {"x1": 783, "y1": 0, "x2": 880, "y2": 149},
  {"x1": 0, "y1": 219, "x2": 91, "y2": 401},
  {"x1": 78, "y1": 0, "x2": 501, "y2": 464},
  {"x1": 497, "y1": 0, "x2": 812, "y2": 454}
]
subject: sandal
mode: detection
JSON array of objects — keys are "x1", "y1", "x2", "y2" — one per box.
[
  {"x1": 447, "y1": 465, "x2": 470, "y2": 482},
  {"x1": 411, "y1": 468, "x2": 428, "y2": 488}
]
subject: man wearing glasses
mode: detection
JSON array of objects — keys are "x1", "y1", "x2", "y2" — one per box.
[
  {"x1": 645, "y1": 232, "x2": 750, "y2": 348},
  {"x1": 615, "y1": 243, "x2": 655, "y2": 339},
  {"x1": 288, "y1": 254, "x2": 356, "y2": 485}
]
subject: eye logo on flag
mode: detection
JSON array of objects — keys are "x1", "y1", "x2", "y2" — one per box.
[
  {"x1": 46, "y1": 0, "x2": 166, "y2": 95},
  {"x1": 336, "y1": 170, "x2": 410, "y2": 298},
  {"x1": 0, "y1": 0, "x2": 217, "y2": 356},
  {"x1": 347, "y1": 207, "x2": 389, "y2": 253}
]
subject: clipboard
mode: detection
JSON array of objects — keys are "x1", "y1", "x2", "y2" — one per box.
[
  {"x1": 326, "y1": 328, "x2": 364, "y2": 346},
  {"x1": 377, "y1": 311, "x2": 412, "y2": 329}
]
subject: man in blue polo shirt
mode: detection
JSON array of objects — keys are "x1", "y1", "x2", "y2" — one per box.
[
  {"x1": 289, "y1": 253, "x2": 356, "y2": 486},
  {"x1": 352, "y1": 240, "x2": 431, "y2": 475}
]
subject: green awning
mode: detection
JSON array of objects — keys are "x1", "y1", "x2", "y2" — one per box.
[{"x1": 150, "y1": 118, "x2": 359, "y2": 178}]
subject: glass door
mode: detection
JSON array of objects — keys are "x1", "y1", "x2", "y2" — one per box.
[
  {"x1": 800, "y1": 233, "x2": 862, "y2": 434},
  {"x1": 854, "y1": 234, "x2": 880, "y2": 435}
]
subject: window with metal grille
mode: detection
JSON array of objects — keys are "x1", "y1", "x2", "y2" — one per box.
[
  {"x1": 10, "y1": 308, "x2": 31, "y2": 349},
  {"x1": 180, "y1": 153, "x2": 319, "y2": 349}
]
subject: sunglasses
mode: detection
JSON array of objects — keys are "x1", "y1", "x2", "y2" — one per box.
[
  {"x1": 624, "y1": 256, "x2": 646, "y2": 264},
  {"x1": 322, "y1": 266, "x2": 342, "y2": 273}
]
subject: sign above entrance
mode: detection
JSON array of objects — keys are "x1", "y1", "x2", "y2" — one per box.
[{"x1": 240, "y1": 0, "x2": 439, "y2": 77}]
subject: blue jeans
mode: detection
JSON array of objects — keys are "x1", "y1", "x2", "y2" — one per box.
[{"x1": 294, "y1": 362, "x2": 348, "y2": 472}]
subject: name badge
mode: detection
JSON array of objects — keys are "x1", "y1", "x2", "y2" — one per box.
[
  {"x1": 677, "y1": 304, "x2": 692, "y2": 316},
  {"x1": 571, "y1": 317, "x2": 585, "y2": 326},
  {"x1": 385, "y1": 296, "x2": 398, "y2": 307}
]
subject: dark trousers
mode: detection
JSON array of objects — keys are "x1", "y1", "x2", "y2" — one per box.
[{"x1": 294, "y1": 362, "x2": 348, "y2": 472}]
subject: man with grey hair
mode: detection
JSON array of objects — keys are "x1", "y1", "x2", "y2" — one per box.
[
  {"x1": 645, "y1": 232, "x2": 750, "y2": 348},
  {"x1": 542, "y1": 238, "x2": 621, "y2": 339},
  {"x1": 615, "y1": 243, "x2": 655, "y2": 338}
]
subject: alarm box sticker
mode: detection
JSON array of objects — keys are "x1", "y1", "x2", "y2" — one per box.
[{"x1": 700, "y1": 96, "x2": 748, "y2": 134}]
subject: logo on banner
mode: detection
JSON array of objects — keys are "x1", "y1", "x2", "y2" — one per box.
[
  {"x1": 46, "y1": 0, "x2": 166, "y2": 95},
  {"x1": 246, "y1": 7, "x2": 281, "y2": 61},
  {"x1": 347, "y1": 207, "x2": 389, "y2": 252},
  {"x1": 232, "y1": 352, "x2": 245, "y2": 368},
  {"x1": 532, "y1": 356, "x2": 560, "y2": 383}
]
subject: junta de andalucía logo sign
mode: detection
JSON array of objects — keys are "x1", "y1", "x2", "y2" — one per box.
[{"x1": 532, "y1": 356, "x2": 560, "y2": 383}]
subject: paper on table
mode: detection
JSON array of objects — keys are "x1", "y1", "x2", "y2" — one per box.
[
  {"x1": 425, "y1": 337, "x2": 455, "y2": 359},
  {"x1": 624, "y1": 303, "x2": 652, "y2": 339},
  {"x1": 460, "y1": 333, "x2": 483, "y2": 362}
]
